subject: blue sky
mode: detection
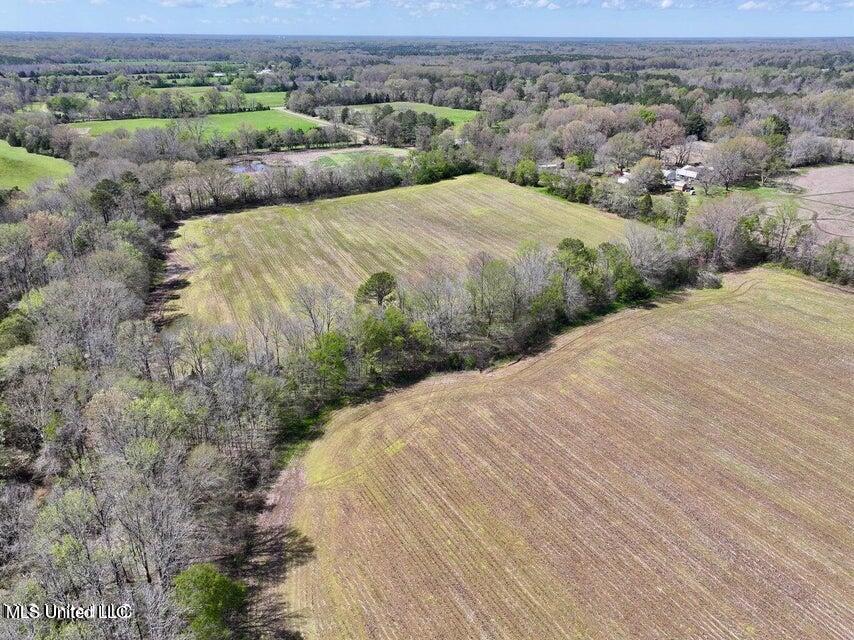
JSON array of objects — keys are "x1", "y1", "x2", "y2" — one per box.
[{"x1": 2, "y1": 0, "x2": 853, "y2": 37}]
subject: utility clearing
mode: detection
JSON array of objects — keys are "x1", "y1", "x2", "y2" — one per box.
[
  {"x1": 167, "y1": 174, "x2": 626, "y2": 327},
  {"x1": 275, "y1": 267, "x2": 853, "y2": 640}
]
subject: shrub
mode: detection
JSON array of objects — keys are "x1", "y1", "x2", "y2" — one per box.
[
  {"x1": 574, "y1": 182, "x2": 592, "y2": 203},
  {"x1": 174, "y1": 563, "x2": 247, "y2": 640},
  {"x1": 696, "y1": 270, "x2": 723, "y2": 289},
  {"x1": 0, "y1": 313, "x2": 32, "y2": 356},
  {"x1": 511, "y1": 158, "x2": 539, "y2": 186},
  {"x1": 356, "y1": 272, "x2": 397, "y2": 306}
]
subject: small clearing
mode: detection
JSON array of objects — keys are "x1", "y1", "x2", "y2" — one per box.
[{"x1": 0, "y1": 140, "x2": 73, "y2": 190}]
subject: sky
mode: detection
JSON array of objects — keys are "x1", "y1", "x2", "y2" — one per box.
[{"x1": 1, "y1": 0, "x2": 853, "y2": 38}]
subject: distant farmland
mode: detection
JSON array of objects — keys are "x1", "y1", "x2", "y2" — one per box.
[
  {"x1": 280, "y1": 267, "x2": 854, "y2": 640},
  {"x1": 168, "y1": 174, "x2": 626, "y2": 327},
  {"x1": 340, "y1": 101, "x2": 478, "y2": 128},
  {"x1": 0, "y1": 140, "x2": 73, "y2": 190},
  {"x1": 152, "y1": 87, "x2": 288, "y2": 108},
  {"x1": 70, "y1": 108, "x2": 315, "y2": 136}
]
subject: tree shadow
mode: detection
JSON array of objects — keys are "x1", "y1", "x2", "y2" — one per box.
[
  {"x1": 641, "y1": 288, "x2": 692, "y2": 307},
  {"x1": 146, "y1": 221, "x2": 193, "y2": 329},
  {"x1": 148, "y1": 272, "x2": 191, "y2": 328},
  {"x1": 235, "y1": 525, "x2": 316, "y2": 640}
]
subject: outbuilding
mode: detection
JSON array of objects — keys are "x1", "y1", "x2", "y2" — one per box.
[{"x1": 676, "y1": 165, "x2": 700, "y2": 180}]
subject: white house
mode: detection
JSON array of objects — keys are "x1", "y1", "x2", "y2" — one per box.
[{"x1": 676, "y1": 165, "x2": 700, "y2": 180}]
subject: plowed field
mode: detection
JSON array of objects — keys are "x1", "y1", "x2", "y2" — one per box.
[
  {"x1": 278, "y1": 267, "x2": 854, "y2": 640},
  {"x1": 168, "y1": 174, "x2": 626, "y2": 327},
  {"x1": 787, "y1": 164, "x2": 854, "y2": 244}
]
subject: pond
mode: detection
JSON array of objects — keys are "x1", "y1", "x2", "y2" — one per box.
[{"x1": 229, "y1": 160, "x2": 269, "y2": 174}]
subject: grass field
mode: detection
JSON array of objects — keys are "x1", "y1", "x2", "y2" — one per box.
[
  {"x1": 274, "y1": 267, "x2": 854, "y2": 640},
  {"x1": 70, "y1": 108, "x2": 315, "y2": 137},
  {"x1": 0, "y1": 140, "x2": 73, "y2": 190},
  {"x1": 17, "y1": 101, "x2": 48, "y2": 112},
  {"x1": 342, "y1": 101, "x2": 478, "y2": 128},
  {"x1": 310, "y1": 148, "x2": 403, "y2": 168},
  {"x1": 152, "y1": 85, "x2": 212, "y2": 97},
  {"x1": 152, "y1": 87, "x2": 288, "y2": 108},
  {"x1": 168, "y1": 174, "x2": 626, "y2": 327}
]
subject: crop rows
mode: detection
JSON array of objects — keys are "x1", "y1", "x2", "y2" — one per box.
[
  {"x1": 168, "y1": 174, "x2": 626, "y2": 328},
  {"x1": 283, "y1": 269, "x2": 854, "y2": 640}
]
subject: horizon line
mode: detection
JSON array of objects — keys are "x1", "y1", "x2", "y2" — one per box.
[{"x1": 1, "y1": 30, "x2": 853, "y2": 40}]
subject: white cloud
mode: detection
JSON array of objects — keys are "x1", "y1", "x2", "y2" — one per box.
[
  {"x1": 331, "y1": 0, "x2": 372, "y2": 8},
  {"x1": 388, "y1": 0, "x2": 471, "y2": 14},
  {"x1": 159, "y1": 0, "x2": 204, "y2": 6},
  {"x1": 126, "y1": 13, "x2": 156, "y2": 22},
  {"x1": 159, "y1": 0, "x2": 257, "y2": 6},
  {"x1": 269, "y1": 0, "x2": 839, "y2": 12},
  {"x1": 507, "y1": 0, "x2": 562, "y2": 7},
  {"x1": 115, "y1": 0, "x2": 854, "y2": 17}
]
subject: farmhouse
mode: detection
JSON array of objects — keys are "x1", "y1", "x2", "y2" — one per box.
[
  {"x1": 660, "y1": 164, "x2": 705, "y2": 192},
  {"x1": 676, "y1": 165, "x2": 700, "y2": 180}
]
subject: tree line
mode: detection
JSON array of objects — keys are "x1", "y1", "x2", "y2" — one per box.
[{"x1": 47, "y1": 87, "x2": 276, "y2": 124}]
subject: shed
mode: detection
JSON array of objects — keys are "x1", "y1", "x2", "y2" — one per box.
[{"x1": 676, "y1": 165, "x2": 700, "y2": 180}]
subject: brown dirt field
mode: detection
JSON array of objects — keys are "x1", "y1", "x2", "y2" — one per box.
[
  {"x1": 784, "y1": 165, "x2": 854, "y2": 242},
  {"x1": 275, "y1": 267, "x2": 854, "y2": 640},
  {"x1": 226, "y1": 145, "x2": 409, "y2": 168}
]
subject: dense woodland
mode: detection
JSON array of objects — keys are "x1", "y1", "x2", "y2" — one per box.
[{"x1": 0, "y1": 34, "x2": 852, "y2": 640}]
